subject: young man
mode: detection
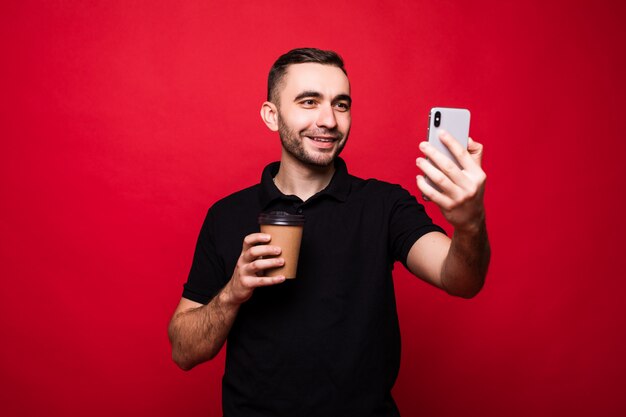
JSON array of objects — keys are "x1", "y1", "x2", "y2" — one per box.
[{"x1": 169, "y1": 48, "x2": 490, "y2": 417}]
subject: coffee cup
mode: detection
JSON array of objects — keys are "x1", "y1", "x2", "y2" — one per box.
[{"x1": 258, "y1": 211, "x2": 305, "y2": 279}]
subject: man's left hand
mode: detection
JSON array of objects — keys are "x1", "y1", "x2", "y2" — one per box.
[{"x1": 416, "y1": 130, "x2": 486, "y2": 232}]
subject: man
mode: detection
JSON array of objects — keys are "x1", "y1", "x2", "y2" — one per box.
[{"x1": 168, "y1": 48, "x2": 490, "y2": 417}]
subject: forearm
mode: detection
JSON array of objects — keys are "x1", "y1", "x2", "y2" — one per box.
[
  {"x1": 169, "y1": 233, "x2": 286, "y2": 370},
  {"x1": 441, "y1": 218, "x2": 491, "y2": 298},
  {"x1": 168, "y1": 286, "x2": 240, "y2": 370}
]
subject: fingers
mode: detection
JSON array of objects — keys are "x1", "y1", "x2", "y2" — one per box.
[
  {"x1": 241, "y1": 233, "x2": 271, "y2": 253},
  {"x1": 437, "y1": 130, "x2": 484, "y2": 174},
  {"x1": 245, "y1": 256, "x2": 285, "y2": 275},
  {"x1": 416, "y1": 157, "x2": 454, "y2": 196},
  {"x1": 233, "y1": 274, "x2": 286, "y2": 301},
  {"x1": 418, "y1": 130, "x2": 486, "y2": 182},
  {"x1": 416, "y1": 142, "x2": 472, "y2": 199},
  {"x1": 243, "y1": 242, "x2": 281, "y2": 263},
  {"x1": 467, "y1": 137, "x2": 484, "y2": 166},
  {"x1": 416, "y1": 131, "x2": 486, "y2": 211},
  {"x1": 251, "y1": 276, "x2": 288, "y2": 286},
  {"x1": 437, "y1": 130, "x2": 477, "y2": 170},
  {"x1": 229, "y1": 269, "x2": 285, "y2": 304},
  {"x1": 228, "y1": 233, "x2": 287, "y2": 304},
  {"x1": 415, "y1": 131, "x2": 487, "y2": 230},
  {"x1": 237, "y1": 233, "x2": 285, "y2": 284},
  {"x1": 418, "y1": 141, "x2": 473, "y2": 192},
  {"x1": 416, "y1": 174, "x2": 455, "y2": 209}
]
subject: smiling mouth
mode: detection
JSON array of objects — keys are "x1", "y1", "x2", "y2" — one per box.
[{"x1": 309, "y1": 136, "x2": 337, "y2": 143}]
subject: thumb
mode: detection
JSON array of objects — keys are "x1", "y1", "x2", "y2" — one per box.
[{"x1": 467, "y1": 137, "x2": 483, "y2": 166}]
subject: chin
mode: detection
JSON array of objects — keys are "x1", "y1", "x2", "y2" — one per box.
[
  {"x1": 293, "y1": 154, "x2": 333, "y2": 168},
  {"x1": 307, "y1": 157, "x2": 335, "y2": 168},
  {"x1": 303, "y1": 148, "x2": 343, "y2": 167},
  {"x1": 306, "y1": 142, "x2": 346, "y2": 166}
]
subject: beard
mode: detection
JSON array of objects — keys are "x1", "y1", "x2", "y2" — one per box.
[{"x1": 277, "y1": 114, "x2": 349, "y2": 167}]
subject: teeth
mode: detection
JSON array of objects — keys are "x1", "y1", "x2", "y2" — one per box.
[{"x1": 313, "y1": 138, "x2": 333, "y2": 142}]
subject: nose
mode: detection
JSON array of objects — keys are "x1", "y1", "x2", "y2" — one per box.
[{"x1": 316, "y1": 103, "x2": 337, "y2": 129}]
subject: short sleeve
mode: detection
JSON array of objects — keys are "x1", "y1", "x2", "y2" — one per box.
[
  {"x1": 182, "y1": 208, "x2": 229, "y2": 304},
  {"x1": 387, "y1": 186, "x2": 446, "y2": 268}
]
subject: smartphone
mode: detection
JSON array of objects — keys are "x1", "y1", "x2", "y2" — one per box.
[
  {"x1": 427, "y1": 107, "x2": 470, "y2": 166},
  {"x1": 424, "y1": 107, "x2": 471, "y2": 195}
]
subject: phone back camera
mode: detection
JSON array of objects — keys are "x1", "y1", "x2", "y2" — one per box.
[{"x1": 434, "y1": 111, "x2": 441, "y2": 127}]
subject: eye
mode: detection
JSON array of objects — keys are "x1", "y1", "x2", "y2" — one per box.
[
  {"x1": 300, "y1": 99, "x2": 317, "y2": 108},
  {"x1": 334, "y1": 102, "x2": 350, "y2": 112}
]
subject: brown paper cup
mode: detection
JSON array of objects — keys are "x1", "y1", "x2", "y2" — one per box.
[{"x1": 258, "y1": 212, "x2": 305, "y2": 279}]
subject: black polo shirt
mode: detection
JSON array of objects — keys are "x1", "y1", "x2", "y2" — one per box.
[{"x1": 183, "y1": 158, "x2": 444, "y2": 417}]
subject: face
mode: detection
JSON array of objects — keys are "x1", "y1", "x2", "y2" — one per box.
[{"x1": 274, "y1": 63, "x2": 352, "y2": 167}]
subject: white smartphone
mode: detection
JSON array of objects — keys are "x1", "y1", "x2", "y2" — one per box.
[
  {"x1": 427, "y1": 107, "x2": 470, "y2": 166},
  {"x1": 424, "y1": 107, "x2": 471, "y2": 194}
]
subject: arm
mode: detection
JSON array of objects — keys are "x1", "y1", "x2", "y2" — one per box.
[
  {"x1": 409, "y1": 132, "x2": 491, "y2": 298},
  {"x1": 168, "y1": 233, "x2": 286, "y2": 370}
]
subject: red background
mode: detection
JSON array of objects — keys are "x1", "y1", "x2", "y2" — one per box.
[{"x1": 2, "y1": 1, "x2": 625, "y2": 416}]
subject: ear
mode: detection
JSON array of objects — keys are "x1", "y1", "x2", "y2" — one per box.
[{"x1": 260, "y1": 101, "x2": 279, "y2": 132}]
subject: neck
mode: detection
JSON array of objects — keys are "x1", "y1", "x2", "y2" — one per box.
[{"x1": 274, "y1": 152, "x2": 336, "y2": 201}]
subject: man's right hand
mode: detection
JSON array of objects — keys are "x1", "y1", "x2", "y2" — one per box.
[
  {"x1": 169, "y1": 232, "x2": 283, "y2": 370},
  {"x1": 223, "y1": 233, "x2": 285, "y2": 305}
]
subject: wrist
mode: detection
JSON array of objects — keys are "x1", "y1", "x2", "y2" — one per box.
[
  {"x1": 218, "y1": 282, "x2": 241, "y2": 307},
  {"x1": 453, "y1": 212, "x2": 486, "y2": 236},
  {"x1": 219, "y1": 280, "x2": 251, "y2": 307}
]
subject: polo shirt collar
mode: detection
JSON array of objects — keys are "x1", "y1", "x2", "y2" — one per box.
[{"x1": 259, "y1": 157, "x2": 351, "y2": 209}]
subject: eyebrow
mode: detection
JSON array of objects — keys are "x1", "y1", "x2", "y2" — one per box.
[
  {"x1": 293, "y1": 91, "x2": 322, "y2": 102},
  {"x1": 293, "y1": 90, "x2": 352, "y2": 106},
  {"x1": 334, "y1": 94, "x2": 352, "y2": 106}
]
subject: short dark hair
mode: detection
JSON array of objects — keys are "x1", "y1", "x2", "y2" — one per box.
[{"x1": 267, "y1": 48, "x2": 347, "y2": 104}]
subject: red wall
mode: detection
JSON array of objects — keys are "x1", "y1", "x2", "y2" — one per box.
[{"x1": 2, "y1": 1, "x2": 625, "y2": 416}]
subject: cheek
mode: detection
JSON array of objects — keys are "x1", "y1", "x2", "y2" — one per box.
[
  {"x1": 295, "y1": 112, "x2": 316, "y2": 128},
  {"x1": 282, "y1": 110, "x2": 313, "y2": 131},
  {"x1": 338, "y1": 114, "x2": 352, "y2": 133}
]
